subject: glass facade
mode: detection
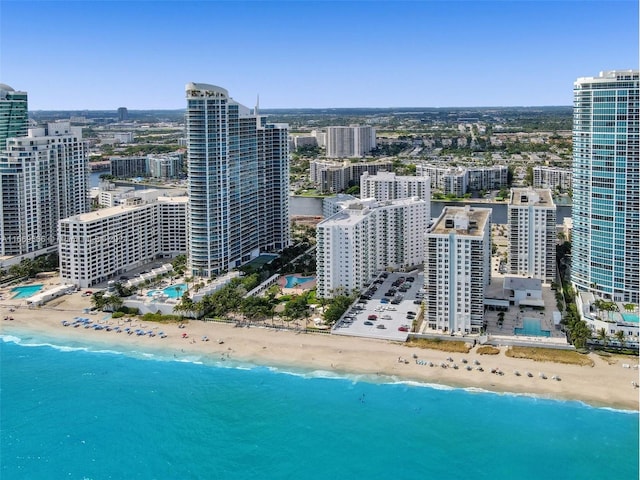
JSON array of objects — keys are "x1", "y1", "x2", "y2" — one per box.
[
  {"x1": 0, "y1": 84, "x2": 28, "y2": 148},
  {"x1": 185, "y1": 83, "x2": 290, "y2": 278},
  {"x1": 571, "y1": 71, "x2": 639, "y2": 303}
]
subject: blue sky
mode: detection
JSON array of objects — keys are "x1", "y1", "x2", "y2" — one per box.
[{"x1": 1, "y1": 0, "x2": 638, "y2": 110}]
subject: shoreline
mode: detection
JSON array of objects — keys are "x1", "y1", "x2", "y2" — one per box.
[{"x1": 1, "y1": 292, "x2": 638, "y2": 411}]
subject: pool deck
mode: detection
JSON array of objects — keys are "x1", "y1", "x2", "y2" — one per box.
[{"x1": 278, "y1": 275, "x2": 317, "y2": 295}]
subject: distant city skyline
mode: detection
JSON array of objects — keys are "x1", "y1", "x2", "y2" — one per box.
[{"x1": 1, "y1": 1, "x2": 638, "y2": 110}]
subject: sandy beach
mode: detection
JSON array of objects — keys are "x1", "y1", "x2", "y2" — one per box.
[{"x1": 2, "y1": 291, "x2": 639, "y2": 411}]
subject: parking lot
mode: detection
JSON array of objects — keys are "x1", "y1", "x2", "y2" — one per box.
[{"x1": 332, "y1": 271, "x2": 424, "y2": 341}]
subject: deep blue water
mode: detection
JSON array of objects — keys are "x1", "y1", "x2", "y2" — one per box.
[{"x1": 1, "y1": 333, "x2": 637, "y2": 480}]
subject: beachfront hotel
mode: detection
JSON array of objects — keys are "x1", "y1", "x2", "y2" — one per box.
[
  {"x1": 423, "y1": 206, "x2": 491, "y2": 334},
  {"x1": 0, "y1": 83, "x2": 28, "y2": 147},
  {"x1": 316, "y1": 197, "x2": 427, "y2": 298},
  {"x1": 325, "y1": 125, "x2": 376, "y2": 158},
  {"x1": 571, "y1": 70, "x2": 639, "y2": 303},
  {"x1": 0, "y1": 121, "x2": 89, "y2": 256},
  {"x1": 59, "y1": 196, "x2": 187, "y2": 288},
  {"x1": 508, "y1": 188, "x2": 557, "y2": 284},
  {"x1": 185, "y1": 83, "x2": 290, "y2": 277}
]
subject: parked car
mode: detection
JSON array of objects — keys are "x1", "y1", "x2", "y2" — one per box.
[
  {"x1": 376, "y1": 324, "x2": 386, "y2": 329},
  {"x1": 367, "y1": 314, "x2": 378, "y2": 321},
  {"x1": 364, "y1": 320, "x2": 374, "y2": 326},
  {"x1": 380, "y1": 298, "x2": 390, "y2": 304},
  {"x1": 398, "y1": 326, "x2": 409, "y2": 332}
]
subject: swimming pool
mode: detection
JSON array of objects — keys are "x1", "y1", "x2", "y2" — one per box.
[
  {"x1": 11, "y1": 284, "x2": 44, "y2": 299},
  {"x1": 621, "y1": 312, "x2": 639, "y2": 323},
  {"x1": 283, "y1": 275, "x2": 315, "y2": 289},
  {"x1": 147, "y1": 283, "x2": 187, "y2": 299},
  {"x1": 514, "y1": 318, "x2": 551, "y2": 337}
]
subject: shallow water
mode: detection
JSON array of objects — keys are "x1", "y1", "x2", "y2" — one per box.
[{"x1": 1, "y1": 333, "x2": 638, "y2": 479}]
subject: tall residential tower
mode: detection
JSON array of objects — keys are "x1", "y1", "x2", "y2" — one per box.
[
  {"x1": 0, "y1": 121, "x2": 89, "y2": 256},
  {"x1": 508, "y1": 188, "x2": 557, "y2": 283},
  {"x1": 0, "y1": 84, "x2": 28, "y2": 148},
  {"x1": 571, "y1": 71, "x2": 639, "y2": 303},
  {"x1": 185, "y1": 83, "x2": 290, "y2": 277}
]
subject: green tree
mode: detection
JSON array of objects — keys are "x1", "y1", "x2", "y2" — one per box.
[
  {"x1": 614, "y1": 330, "x2": 626, "y2": 348},
  {"x1": 597, "y1": 327, "x2": 609, "y2": 347}
]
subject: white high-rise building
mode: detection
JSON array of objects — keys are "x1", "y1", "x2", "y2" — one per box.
[
  {"x1": 59, "y1": 196, "x2": 187, "y2": 288},
  {"x1": 423, "y1": 206, "x2": 491, "y2": 334},
  {"x1": 316, "y1": 197, "x2": 427, "y2": 298},
  {"x1": 185, "y1": 83, "x2": 290, "y2": 277},
  {"x1": 326, "y1": 125, "x2": 376, "y2": 158},
  {"x1": 360, "y1": 171, "x2": 431, "y2": 221},
  {"x1": 0, "y1": 121, "x2": 88, "y2": 256},
  {"x1": 508, "y1": 188, "x2": 557, "y2": 283}
]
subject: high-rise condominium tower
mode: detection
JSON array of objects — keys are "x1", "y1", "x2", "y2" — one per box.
[
  {"x1": 571, "y1": 70, "x2": 639, "y2": 303},
  {"x1": 508, "y1": 188, "x2": 556, "y2": 283},
  {"x1": 0, "y1": 84, "x2": 28, "y2": 148},
  {"x1": 185, "y1": 83, "x2": 290, "y2": 277},
  {"x1": 0, "y1": 121, "x2": 89, "y2": 256}
]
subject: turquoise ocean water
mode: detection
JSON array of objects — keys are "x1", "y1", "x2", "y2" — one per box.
[{"x1": 1, "y1": 330, "x2": 638, "y2": 480}]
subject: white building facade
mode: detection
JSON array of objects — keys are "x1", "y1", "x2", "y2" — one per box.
[
  {"x1": 59, "y1": 196, "x2": 187, "y2": 288},
  {"x1": 423, "y1": 206, "x2": 491, "y2": 334},
  {"x1": 316, "y1": 198, "x2": 427, "y2": 298},
  {"x1": 0, "y1": 121, "x2": 89, "y2": 256},
  {"x1": 532, "y1": 166, "x2": 572, "y2": 192},
  {"x1": 326, "y1": 125, "x2": 376, "y2": 158},
  {"x1": 508, "y1": 188, "x2": 557, "y2": 283}
]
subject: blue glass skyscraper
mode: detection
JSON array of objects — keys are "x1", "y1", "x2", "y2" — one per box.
[{"x1": 571, "y1": 71, "x2": 639, "y2": 303}]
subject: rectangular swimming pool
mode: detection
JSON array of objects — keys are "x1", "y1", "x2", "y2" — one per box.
[
  {"x1": 11, "y1": 284, "x2": 44, "y2": 299},
  {"x1": 514, "y1": 317, "x2": 551, "y2": 337},
  {"x1": 621, "y1": 313, "x2": 639, "y2": 323}
]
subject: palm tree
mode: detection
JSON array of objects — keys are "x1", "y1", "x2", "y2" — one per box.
[
  {"x1": 570, "y1": 321, "x2": 592, "y2": 349},
  {"x1": 597, "y1": 327, "x2": 609, "y2": 347},
  {"x1": 614, "y1": 330, "x2": 626, "y2": 348}
]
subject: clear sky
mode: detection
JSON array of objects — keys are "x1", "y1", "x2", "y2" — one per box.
[{"x1": 1, "y1": 0, "x2": 638, "y2": 110}]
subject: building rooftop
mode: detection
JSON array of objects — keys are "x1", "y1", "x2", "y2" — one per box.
[
  {"x1": 509, "y1": 187, "x2": 555, "y2": 207},
  {"x1": 429, "y1": 206, "x2": 490, "y2": 236},
  {"x1": 64, "y1": 196, "x2": 187, "y2": 223}
]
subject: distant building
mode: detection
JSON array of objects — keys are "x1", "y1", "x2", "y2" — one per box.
[
  {"x1": 147, "y1": 153, "x2": 184, "y2": 179},
  {"x1": 360, "y1": 171, "x2": 431, "y2": 221},
  {"x1": 291, "y1": 135, "x2": 317, "y2": 150},
  {"x1": 117, "y1": 107, "x2": 128, "y2": 122},
  {"x1": 316, "y1": 198, "x2": 427, "y2": 298},
  {"x1": 508, "y1": 188, "x2": 557, "y2": 283},
  {"x1": 59, "y1": 195, "x2": 187, "y2": 288},
  {"x1": 532, "y1": 166, "x2": 572, "y2": 192},
  {"x1": 0, "y1": 84, "x2": 28, "y2": 148},
  {"x1": 326, "y1": 125, "x2": 376, "y2": 158},
  {"x1": 0, "y1": 121, "x2": 89, "y2": 256},
  {"x1": 571, "y1": 70, "x2": 639, "y2": 303},
  {"x1": 416, "y1": 164, "x2": 509, "y2": 195},
  {"x1": 310, "y1": 159, "x2": 393, "y2": 194},
  {"x1": 423, "y1": 206, "x2": 491, "y2": 334},
  {"x1": 112, "y1": 132, "x2": 134, "y2": 144},
  {"x1": 110, "y1": 156, "x2": 147, "y2": 178}
]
